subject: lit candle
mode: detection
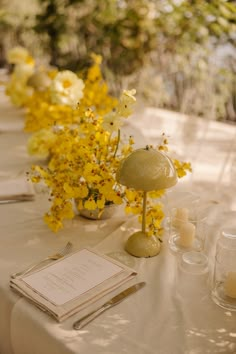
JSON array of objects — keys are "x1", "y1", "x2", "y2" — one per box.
[
  {"x1": 178, "y1": 222, "x2": 196, "y2": 248},
  {"x1": 224, "y1": 271, "x2": 236, "y2": 299},
  {"x1": 173, "y1": 207, "x2": 189, "y2": 228}
]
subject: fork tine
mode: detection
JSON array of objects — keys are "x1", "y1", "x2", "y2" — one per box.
[
  {"x1": 12, "y1": 242, "x2": 73, "y2": 278},
  {"x1": 51, "y1": 241, "x2": 73, "y2": 259},
  {"x1": 60, "y1": 241, "x2": 73, "y2": 256}
]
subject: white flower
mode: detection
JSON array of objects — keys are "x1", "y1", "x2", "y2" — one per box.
[
  {"x1": 50, "y1": 70, "x2": 85, "y2": 107},
  {"x1": 14, "y1": 62, "x2": 35, "y2": 80},
  {"x1": 117, "y1": 89, "x2": 136, "y2": 118},
  {"x1": 27, "y1": 129, "x2": 56, "y2": 157},
  {"x1": 7, "y1": 46, "x2": 32, "y2": 64},
  {"x1": 122, "y1": 89, "x2": 137, "y2": 103},
  {"x1": 102, "y1": 112, "x2": 123, "y2": 133}
]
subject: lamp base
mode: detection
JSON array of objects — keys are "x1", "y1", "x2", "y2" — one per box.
[{"x1": 125, "y1": 231, "x2": 161, "y2": 258}]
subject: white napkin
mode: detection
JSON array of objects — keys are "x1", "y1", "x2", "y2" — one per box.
[
  {"x1": 0, "y1": 176, "x2": 35, "y2": 202},
  {"x1": 0, "y1": 93, "x2": 25, "y2": 132},
  {"x1": 10, "y1": 247, "x2": 137, "y2": 322}
]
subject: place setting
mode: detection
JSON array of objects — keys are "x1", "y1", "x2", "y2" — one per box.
[{"x1": 9, "y1": 243, "x2": 145, "y2": 327}]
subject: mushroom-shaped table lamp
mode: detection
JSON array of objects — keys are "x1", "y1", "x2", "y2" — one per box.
[{"x1": 116, "y1": 147, "x2": 178, "y2": 257}]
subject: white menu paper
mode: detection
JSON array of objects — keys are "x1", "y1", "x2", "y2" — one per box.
[{"x1": 23, "y1": 249, "x2": 123, "y2": 306}]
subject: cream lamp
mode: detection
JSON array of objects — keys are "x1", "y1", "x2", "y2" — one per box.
[{"x1": 116, "y1": 147, "x2": 178, "y2": 257}]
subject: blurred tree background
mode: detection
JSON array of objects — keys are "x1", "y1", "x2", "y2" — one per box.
[{"x1": 0, "y1": 0, "x2": 235, "y2": 121}]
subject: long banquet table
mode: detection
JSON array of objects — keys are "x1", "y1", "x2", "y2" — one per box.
[{"x1": 0, "y1": 91, "x2": 236, "y2": 354}]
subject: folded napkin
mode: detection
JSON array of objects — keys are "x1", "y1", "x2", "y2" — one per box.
[
  {"x1": 0, "y1": 176, "x2": 35, "y2": 202},
  {"x1": 0, "y1": 93, "x2": 25, "y2": 132},
  {"x1": 10, "y1": 247, "x2": 137, "y2": 322}
]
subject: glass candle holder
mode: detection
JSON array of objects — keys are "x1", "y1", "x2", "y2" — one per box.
[
  {"x1": 168, "y1": 208, "x2": 207, "y2": 254},
  {"x1": 166, "y1": 190, "x2": 200, "y2": 218},
  {"x1": 176, "y1": 251, "x2": 209, "y2": 299},
  {"x1": 165, "y1": 190, "x2": 201, "y2": 236},
  {"x1": 211, "y1": 228, "x2": 236, "y2": 311}
]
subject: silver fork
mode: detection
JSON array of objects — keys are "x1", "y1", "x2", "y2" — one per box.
[{"x1": 12, "y1": 242, "x2": 73, "y2": 279}]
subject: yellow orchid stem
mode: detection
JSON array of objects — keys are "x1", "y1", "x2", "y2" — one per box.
[
  {"x1": 113, "y1": 129, "x2": 120, "y2": 158},
  {"x1": 142, "y1": 191, "x2": 147, "y2": 234}
]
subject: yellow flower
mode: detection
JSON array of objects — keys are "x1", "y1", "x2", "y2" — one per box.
[
  {"x1": 84, "y1": 198, "x2": 97, "y2": 210},
  {"x1": 173, "y1": 159, "x2": 192, "y2": 178},
  {"x1": 44, "y1": 213, "x2": 63, "y2": 233},
  {"x1": 125, "y1": 189, "x2": 138, "y2": 202},
  {"x1": 96, "y1": 195, "x2": 106, "y2": 209},
  {"x1": 76, "y1": 185, "x2": 89, "y2": 199}
]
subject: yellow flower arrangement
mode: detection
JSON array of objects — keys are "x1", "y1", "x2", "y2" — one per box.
[
  {"x1": 30, "y1": 89, "x2": 137, "y2": 232},
  {"x1": 30, "y1": 108, "x2": 191, "y2": 235},
  {"x1": 5, "y1": 46, "x2": 192, "y2": 239}
]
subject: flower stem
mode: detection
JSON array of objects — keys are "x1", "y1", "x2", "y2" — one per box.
[{"x1": 113, "y1": 129, "x2": 120, "y2": 158}]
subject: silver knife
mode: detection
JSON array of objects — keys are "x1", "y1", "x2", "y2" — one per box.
[
  {"x1": 73, "y1": 281, "x2": 146, "y2": 330},
  {"x1": 0, "y1": 198, "x2": 34, "y2": 204}
]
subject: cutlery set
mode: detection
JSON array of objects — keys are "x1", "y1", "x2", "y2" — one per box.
[{"x1": 11, "y1": 241, "x2": 145, "y2": 329}]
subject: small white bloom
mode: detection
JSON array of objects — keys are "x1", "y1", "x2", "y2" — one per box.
[
  {"x1": 122, "y1": 89, "x2": 137, "y2": 103},
  {"x1": 102, "y1": 112, "x2": 123, "y2": 133},
  {"x1": 14, "y1": 62, "x2": 35, "y2": 80},
  {"x1": 117, "y1": 89, "x2": 136, "y2": 118},
  {"x1": 7, "y1": 46, "x2": 31, "y2": 64},
  {"x1": 27, "y1": 129, "x2": 56, "y2": 157},
  {"x1": 50, "y1": 70, "x2": 84, "y2": 107}
]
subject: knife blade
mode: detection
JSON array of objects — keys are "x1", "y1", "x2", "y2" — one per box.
[
  {"x1": 73, "y1": 281, "x2": 146, "y2": 330},
  {"x1": 0, "y1": 198, "x2": 34, "y2": 204}
]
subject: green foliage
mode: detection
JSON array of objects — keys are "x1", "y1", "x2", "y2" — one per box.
[
  {"x1": 34, "y1": 0, "x2": 68, "y2": 65},
  {"x1": 31, "y1": 0, "x2": 235, "y2": 76}
]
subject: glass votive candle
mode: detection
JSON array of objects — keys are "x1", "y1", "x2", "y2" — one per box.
[
  {"x1": 168, "y1": 209, "x2": 207, "y2": 254},
  {"x1": 211, "y1": 228, "x2": 236, "y2": 311},
  {"x1": 166, "y1": 190, "x2": 200, "y2": 220},
  {"x1": 176, "y1": 251, "x2": 209, "y2": 299}
]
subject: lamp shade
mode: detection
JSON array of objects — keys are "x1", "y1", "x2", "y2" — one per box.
[{"x1": 116, "y1": 147, "x2": 177, "y2": 191}]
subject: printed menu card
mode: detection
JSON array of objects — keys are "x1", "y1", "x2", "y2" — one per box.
[{"x1": 10, "y1": 248, "x2": 137, "y2": 322}]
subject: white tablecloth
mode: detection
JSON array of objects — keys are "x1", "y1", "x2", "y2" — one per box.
[{"x1": 0, "y1": 94, "x2": 236, "y2": 354}]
